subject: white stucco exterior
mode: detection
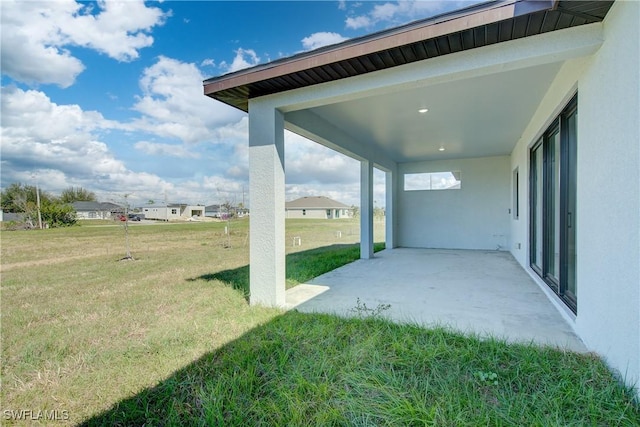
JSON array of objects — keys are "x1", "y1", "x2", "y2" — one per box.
[
  {"x1": 284, "y1": 197, "x2": 352, "y2": 219},
  {"x1": 238, "y1": 0, "x2": 639, "y2": 396},
  {"x1": 75, "y1": 210, "x2": 113, "y2": 220},
  {"x1": 361, "y1": 160, "x2": 374, "y2": 260},
  {"x1": 142, "y1": 204, "x2": 205, "y2": 221},
  {"x1": 509, "y1": 0, "x2": 639, "y2": 393},
  {"x1": 248, "y1": 101, "x2": 286, "y2": 307},
  {"x1": 398, "y1": 156, "x2": 511, "y2": 250},
  {"x1": 575, "y1": 1, "x2": 639, "y2": 391},
  {"x1": 285, "y1": 208, "x2": 349, "y2": 219}
]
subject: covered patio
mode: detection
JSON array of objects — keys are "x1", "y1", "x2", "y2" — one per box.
[
  {"x1": 204, "y1": 0, "x2": 640, "y2": 397},
  {"x1": 286, "y1": 248, "x2": 585, "y2": 352},
  {"x1": 203, "y1": 0, "x2": 611, "y2": 307}
]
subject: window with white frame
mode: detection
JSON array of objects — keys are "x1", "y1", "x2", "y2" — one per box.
[{"x1": 404, "y1": 171, "x2": 461, "y2": 191}]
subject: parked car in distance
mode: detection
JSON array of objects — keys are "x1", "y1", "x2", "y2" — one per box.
[{"x1": 128, "y1": 214, "x2": 142, "y2": 221}]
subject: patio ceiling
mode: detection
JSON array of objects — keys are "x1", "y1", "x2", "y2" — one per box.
[{"x1": 302, "y1": 61, "x2": 562, "y2": 163}]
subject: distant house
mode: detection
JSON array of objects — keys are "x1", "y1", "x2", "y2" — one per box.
[
  {"x1": 72, "y1": 201, "x2": 123, "y2": 220},
  {"x1": 141, "y1": 204, "x2": 205, "y2": 221},
  {"x1": 285, "y1": 196, "x2": 352, "y2": 219},
  {"x1": 205, "y1": 204, "x2": 249, "y2": 218},
  {"x1": 205, "y1": 204, "x2": 225, "y2": 218},
  {"x1": 0, "y1": 210, "x2": 22, "y2": 222}
]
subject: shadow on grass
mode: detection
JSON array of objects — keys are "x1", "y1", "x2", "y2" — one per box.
[
  {"x1": 189, "y1": 243, "x2": 385, "y2": 300},
  {"x1": 79, "y1": 311, "x2": 639, "y2": 426}
]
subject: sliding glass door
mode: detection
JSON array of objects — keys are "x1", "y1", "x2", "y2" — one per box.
[
  {"x1": 561, "y1": 101, "x2": 578, "y2": 308},
  {"x1": 531, "y1": 142, "x2": 544, "y2": 274},
  {"x1": 530, "y1": 95, "x2": 577, "y2": 313}
]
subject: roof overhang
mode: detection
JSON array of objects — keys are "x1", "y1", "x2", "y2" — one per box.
[{"x1": 203, "y1": 0, "x2": 613, "y2": 112}]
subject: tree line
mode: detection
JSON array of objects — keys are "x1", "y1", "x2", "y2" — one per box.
[{"x1": 1, "y1": 184, "x2": 97, "y2": 228}]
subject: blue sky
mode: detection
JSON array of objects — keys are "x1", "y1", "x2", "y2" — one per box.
[{"x1": 1, "y1": 0, "x2": 477, "y2": 207}]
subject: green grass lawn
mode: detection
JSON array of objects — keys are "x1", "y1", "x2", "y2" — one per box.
[
  {"x1": 1, "y1": 218, "x2": 638, "y2": 425},
  {"x1": 82, "y1": 313, "x2": 639, "y2": 426}
]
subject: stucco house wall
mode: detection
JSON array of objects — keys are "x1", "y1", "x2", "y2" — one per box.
[
  {"x1": 185, "y1": 206, "x2": 204, "y2": 218},
  {"x1": 509, "y1": 0, "x2": 639, "y2": 392},
  {"x1": 143, "y1": 206, "x2": 179, "y2": 221},
  {"x1": 286, "y1": 208, "x2": 349, "y2": 219},
  {"x1": 398, "y1": 155, "x2": 511, "y2": 250},
  {"x1": 75, "y1": 210, "x2": 109, "y2": 220},
  {"x1": 286, "y1": 209, "x2": 327, "y2": 219},
  {"x1": 285, "y1": 197, "x2": 351, "y2": 219},
  {"x1": 143, "y1": 205, "x2": 205, "y2": 220},
  {"x1": 573, "y1": 0, "x2": 639, "y2": 392}
]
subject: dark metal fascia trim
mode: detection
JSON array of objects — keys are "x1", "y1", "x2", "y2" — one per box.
[{"x1": 203, "y1": 0, "x2": 549, "y2": 97}]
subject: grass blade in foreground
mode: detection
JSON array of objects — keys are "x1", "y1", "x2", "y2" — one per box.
[{"x1": 82, "y1": 311, "x2": 639, "y2": 426}]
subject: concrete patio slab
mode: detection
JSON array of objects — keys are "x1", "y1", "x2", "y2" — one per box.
[{"x1": 285, "y1": 248, "x2": 586, "y2": 352}]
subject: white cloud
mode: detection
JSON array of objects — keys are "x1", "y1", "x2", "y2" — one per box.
[
  {"x1": 0, "y1": 86, "x2": 114, "y2": 138},
  {"x1": 130, "y1": 56, "x2": 244, "y2": 144},
  {"x1": 64, "y1": 1, "x2": 168, "y2": 61},
  {"x1": 134, "y1": 141, "x2": 199, "y2": 159},
  {"x1": 201, "y1": 175, "x2": 246, "y2": 196},
  {"x1": 285, "y1": 132, "x2": 359, "y2": 186},
  {"x1": 226, "y1": 165, "x2": 246, "y2": 178},
  {"x1": 283, "y1": 132, "x2": 387, "y2": 207},
  {"x1": 201, "y1": 58, "x2": 216, "y2": 68},
  {"x1": 219, "y1": 48, "x2": 260, "y2": 73},
  {"x1": 301, "y1": 32, "x2": 349, "y2": 51},
  {"x1": 345, "y1": 0, "x2": 467, "y2": 30},
  {"x1": 0, "y1": 86, "x2": 174, "y2": 203},
  {"x1": 220, "y1": 121, "x2": 250, "y2": 179},
  {"x1": 0, "y1": 0, "x2": 167, "y2": 87},
  {"x1": 210, "y1": 116, "x2": 249, "y2": 145},
  {"x1": 345, "y1": 15, "x2": 373, "y2": 30},
  {"x1": 371, "y1": 2, "x2": 405, "y2": 21}
]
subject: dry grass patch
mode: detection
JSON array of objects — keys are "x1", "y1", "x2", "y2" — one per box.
[{"x1": 1, "y1": 218, "x2": 368, "y2": 424}]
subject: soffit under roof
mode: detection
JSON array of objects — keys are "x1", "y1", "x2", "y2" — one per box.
[
  {"x1": 306, "y1": 61, "x2": 563, "y2": 163},
  {"x1": 203, "y1": 0, "x2": 613, "y2": 112}
]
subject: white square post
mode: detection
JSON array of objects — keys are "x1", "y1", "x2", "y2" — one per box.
[
  {"x1": 360, "y1": 159, "x2": 374, "y2": 259},
  {"x1": 385, "y1": 168, "x2": 397, "y2": 249},
  {"x1": 248, "y1": 101, "x2": 286, "y2": 306}
]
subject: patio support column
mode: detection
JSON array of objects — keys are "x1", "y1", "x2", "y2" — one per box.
[
  {"x1": 360, "y1": 159, "x2": 374, "y2": 259},
  {"x1": 385, "y1": 168, "x2": 398, "y2": 249},
  {"x1": 248, "y1": 101, "x2": 285, "y2": 307}
]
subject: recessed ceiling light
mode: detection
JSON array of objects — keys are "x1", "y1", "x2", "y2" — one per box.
[
  {"x1": 418, "y1": 108, "x2": 429, "y2": 113},
  {"x1": 439, "y1": 145, "x2": 445, "y2": 152}
]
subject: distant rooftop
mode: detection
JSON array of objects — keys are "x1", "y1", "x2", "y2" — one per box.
[
  {"x1": 71, "y1": 201, "x2": 122, "y2": 211},
  {"x1": 285, "y1": 196, "x2": 351, "y2": 210}
]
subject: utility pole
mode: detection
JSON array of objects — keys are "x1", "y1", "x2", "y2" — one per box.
[
  {"x1": 122, "y1": 193, "x2": 132, "y2": 260},
  {"x1": 32, "y1": 174, "x2": 43, "y2": 229}
]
